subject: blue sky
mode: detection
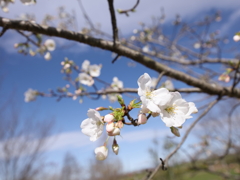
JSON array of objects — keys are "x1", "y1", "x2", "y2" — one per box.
[{"x1": 1, "y1": 0, "x2": 240, "y2": 174}]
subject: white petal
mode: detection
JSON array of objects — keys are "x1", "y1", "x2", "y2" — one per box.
[
  {"x1": 82, "y1": 60, "x2": 90, "y2": 71},
  {"x1": 137, "y1": 73, "x2": 152, "y2": 96},
  {"x1": 89, "y1": 64, "x2": 101, "y2": 77},
  {"x1": 153, "y1": 88, "x2": 172, "y2": 106},
  {"x1": 145, "y1": 99, "x2": 161, "y2": 113}
]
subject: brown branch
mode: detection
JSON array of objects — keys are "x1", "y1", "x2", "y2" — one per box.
[
  {"x1": 107, "y1": 0, "x2": 119, "y2": 45},
  {"x1": 147, "y1": 97, "x2": 221, "y2": 180},
  {"x1": 1, "y1": 17, "x2": 240, "y2": 98}
]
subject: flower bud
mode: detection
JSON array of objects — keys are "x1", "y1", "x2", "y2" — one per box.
[
  {"x1": 112, "y1": 144, "x2": 119, "y2": 155},
  {"x1": 95, "y1": 107, "x2": 108, "y2": 111},
  {"x1": 112, "y1": 138, "x2": 119, "y2": 155},
  {"x1": 108, "y1": 127, "x2": 120, "y2": 136},
  {"x1": 104, "y1": 114, "x2": 114, "y2": 122},
  {"x1": 116, "y1": 120, "x2": 124, "y2": 128},
  {"x1": 95, "y1": 146, "x2": 108, "y2": 161},
  {"x1": 170, "y1": 127, "x2": 180, "y2": 137},
  {"x1": 138, "y1": 113, "x2": 147, "y2": 124},
  {"x1": 106, "y1": 122, "x2": 114, "y2": 133}
]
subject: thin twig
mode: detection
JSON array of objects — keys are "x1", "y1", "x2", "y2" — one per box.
[
  {"x1": 118, "y1": 0, "x2": 140, "y2": 16},
  {"x1": 154, "y1": 71, "x2": 165, "y2": 90},
  {"x1": 17, "y1": 30, "x2": 39, "y2": 47},
  {"x1": 107, "y1": 0, "x2": 119, "y2": 45},
  {"x1": 112, "y1": 54, "x2": 120, "y2": 63},
  {"x1": 147, "y1": 97, "x2": 221, "y2": 180}
]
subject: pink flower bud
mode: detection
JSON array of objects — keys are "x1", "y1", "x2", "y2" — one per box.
[
  {"x1": 108, "y1": 127, "x2": 120, "y2": 136},
  {"x1": 138, "y1": 113, "x2": 147, "y2": 124},
  {"x1": 104, "y1": 114, "x2": 114, "y2": 123},
  {"x1": 106, "y1": 122, "x2": 114, "y2": 133},
  {"x1": 95, "y1": 146, "x2": 108, "y2": 160}
]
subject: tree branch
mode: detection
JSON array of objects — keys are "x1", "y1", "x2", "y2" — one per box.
[{"x1": 1, "y1": 17, "x2": 240, "y2": 98}]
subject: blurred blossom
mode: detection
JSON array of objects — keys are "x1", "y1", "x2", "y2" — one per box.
[
  {"x1": 163, "y1": 80, "x2": 174, "y2": 90},
  {"x1": 218, "y1": 73, "x2": 230, "y2": 83},
  {"x1": 89, "y1": 64, "x2": 101, "y2": 77},
  {"x1": 111, "y1": 77, "x2": 123, "y2": 89},
  {"x1": 95, "y1": 146, "x2": 108, "y2": 160},
  {"x1": 44, "y1": 39, "x2": 56, "y2": 51},
  {"x1": 81, "y1": 60, "x2": 102, "y2": 77},
  {"x1": 82, "y1": 60, "x2": 90, "y2": 71},
  {"x1": 20, "y1": 0, "x2": 36, "y2": 5},
  {"x1": 79, "y1": 73, "x2": 94, "y2": 86},
  {"x1": 63, "y1": 63, "x2": 71, "y2": 69},
  {"x1": 130, "y1": 36, "x2": 136, "y2": 41},
  {"x1": 194, "y1": 42, "x2": 201, "y2": 49},
  {"x1": 44, "y1": 52, "x2": 51, "y2": 60},
  {"x1": 233, "y1": 34, "x2": 240, "y2": 42},
  {"x1": 142, "y1": 45, "x2": 149, "y2": 53},
  {"x1": 24, "y1": 88, "x2": 38, "y2": 102},
  {"x1": 133, "y1": 29, "x2": 138, "y2": 34}
]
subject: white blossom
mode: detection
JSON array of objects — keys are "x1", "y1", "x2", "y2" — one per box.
[
  {"x1": 44, "y1": 39, "x2": 56, "y2": 51},
  {"x1": 233, "y1": 35, "x2": 240, "y2": 42},
  {"x1": 24, "y1": 88, "x2": 38, "y2": 102},
  {"x1": 111, "y1": 77, "x2": 123, "y2": 89},
  {"x1": 138, "y1": 73, "x2": 172, "y2": 113},
  {"x1": 163, "y1": 80, "x2": 174, "y2": 90},
  {"x1": 20, "y1": 0, "x2": 36, "y2": 5},
  {"x1": 142, "y1": 45, "x2": 149, "y2": 53},
  {"x1": 194, "y1": 42, "x2": 201, "y2": 49},
  {"x1": 44, "y1": 52, "x2": 51, "y2": 60},
  {"x1": 95, "y1": 146, "x2": 108, "y2": 160},
  {"x1": 81, "y1": 60, "x2": 101, "y2": 77},
  {"x1": 82, "y1": 60, "x2": 90, "y2": 71},
  {"x1": 80, "y1": 109, "x2": 104, "y2": 141},
  {"x1": 89, "y1": 64, "x2": 101, "y2": 77},
  {"x1": 159, "y1": 92, "x2": 197, "y2": 127},
  {"x1": 78, "y1": 73, "x2": 94, "y2": 86}
]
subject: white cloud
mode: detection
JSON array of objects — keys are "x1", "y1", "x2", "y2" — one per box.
[{"x1": 0, "y1": 127, "x2": 169, "y2": 159}]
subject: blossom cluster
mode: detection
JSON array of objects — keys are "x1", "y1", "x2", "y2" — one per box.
[
  {"x1": 1, "y1": 0, "x2": 36, "y2": 13},
  {"x1": 78, "y1": 60, "x2": 102, "y2": 86},
  {"x1": 80, "y1": 73, "x2": 198, "y2": 161},
  {"x1": 14, "y1": 38, "x2": 56, "y2": 61},
  {"x1": 138, "y1": 73, "x2": 198, "y2": 128}
]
